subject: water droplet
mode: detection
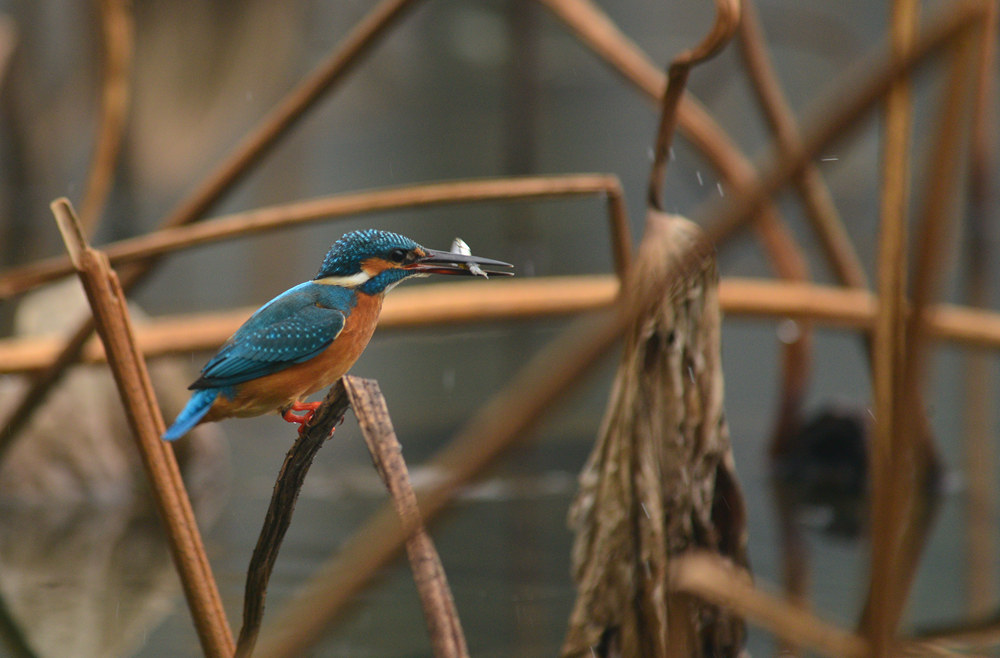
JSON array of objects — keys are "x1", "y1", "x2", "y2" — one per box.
[{"x1": 776, "y1": 319, "x2": 800, "y2": 344}]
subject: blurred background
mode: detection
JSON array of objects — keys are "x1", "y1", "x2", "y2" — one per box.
[{"x1": 0, "y1": 0, "x2": 997, "y2": 655}]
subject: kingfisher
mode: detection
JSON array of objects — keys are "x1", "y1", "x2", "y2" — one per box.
[{"x1": 163, "y1": 229, "x2": 513, "y2": 440}]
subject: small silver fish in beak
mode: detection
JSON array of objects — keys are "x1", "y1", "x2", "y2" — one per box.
[
  {"x1": 450, "y1": 237, "x2": 489, "y2": 279},
  {"x1": 403, "y1": 242, "x2": 513, "y2": 277}
]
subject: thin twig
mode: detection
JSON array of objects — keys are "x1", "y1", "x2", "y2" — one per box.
[
  {"x1": 0, "y1": 276, "x2": 619, "y2": 372},
  {"x1": 540, "y1": 0, "x2": 815, "y2": 464},
  {"x1": 669, "y1": 552, "x2": 869, "y2": 658},
  {"x1": 343, "y1": 376, "x2": 468, "y2": 658},
  {"x1": 0, "y1": 275, "x2": 986, "y2": 378},
  {"x1": 737, "y1": 0, "x2": 868, "y2": 289},
  {"x1": 236, "y1": 382, "x2": 351, "y2": 658},
  {"x1": 962, "y1": 0, "x2": 999, "y2": 616},
  {"x1": 0, "y1": 16, "x2": 16, "y2": 89},
  {"x1": 865, "y1": 1, "x2": 919, "y2": 653},
  {"x1": 0, "y1": 174, "x2": 630, "y2": 299},
  {"x1": 0, "y1": 316, "x2": 96, "y2": 460},
  {"x1": 540, "y1": 0, "x2": 820, "y2": 269},
  {"x1": 50, "y1": 198, "x2": 233, "y2": 657},
  {"x1": 875, "y1": 19, "x2": 980, "y2": 637},
  {"x1": 78, "y1": 0, "x2": 132, "y2": 236},
  {"x1": 538, "y1": 0, "x2": 812, "y2": 270},
  {"x1": 698, "y1": 0, "x2": 985, "y2": 246},
  {"x1": 158, "y1": 0, "x2": 420, "y2": 231},
  {"x1": 719, "y1": 278, "x2": 1000, "y2": 349},
  {"x1": 646, "y1": 0, "x2": 740, "y2": 210},
  {"x1": 913, "y1": 609, "x2": 1000, "y2": 652},
  {"x1": 540, "y1": 0, "x2": 816, "y2": 459}
]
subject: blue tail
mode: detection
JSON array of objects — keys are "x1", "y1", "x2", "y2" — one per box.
[{"x1": 163, "y1": 389, "x2": 220, "y2": 440}]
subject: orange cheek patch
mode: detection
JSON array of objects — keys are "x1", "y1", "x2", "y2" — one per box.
[{"x1": 361, "y1": 257, "x2": 394, "y2": 277}]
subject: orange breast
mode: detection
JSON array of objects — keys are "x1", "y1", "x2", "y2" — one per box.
[{"x1": 204, "y1": 292, "x2": 384, "y2": 421}]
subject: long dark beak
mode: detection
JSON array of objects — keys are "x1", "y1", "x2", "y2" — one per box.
[{"x1": 406, "y1": 248, "x2": 514, "y2": 276}]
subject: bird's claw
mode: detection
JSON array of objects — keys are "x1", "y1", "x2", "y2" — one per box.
[{"x1": 282, "y1": 401, "x2": 323, "y2": 434}]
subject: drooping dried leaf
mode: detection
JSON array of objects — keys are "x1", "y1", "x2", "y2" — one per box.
[{"x1": 563, "y1": 212, "x2": 748, "y2": 657}]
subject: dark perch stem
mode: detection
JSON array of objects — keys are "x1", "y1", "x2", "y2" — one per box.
[
  {"x1": 256, "y1": 294, "x2": 633, "y2": 658},
  {"x1": 239, "y1": 376, "x2": 468, "y2": 658},
  {"x1": 236, "y1": 382, "x2": 351, "y2": 657},
  {"x1": 50, "y1": 199, "x2": 234, "y2": 657},
  {"x1": 343, "y1": 376, "x2": 468, "y2": 658}
]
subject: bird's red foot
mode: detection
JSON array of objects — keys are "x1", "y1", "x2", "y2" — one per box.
[{"x1": 282, "y1": 401, "x2": 323, "y2": 434}]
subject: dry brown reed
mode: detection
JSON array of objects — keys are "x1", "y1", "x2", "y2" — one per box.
[
  {"x1": 78, "y1": 0, "x2": 132, "y2": 237},
  {"x1": 10, "y1": 277, "x2": 1000, "y2": 372},
  {"x1": 50, "y1": 199, "x2": 234, "y2": 657},
  {"x1": 343, "y1": 376, "x2": 468, "y2": 658},
  {"x1": 0, "y1": 174, "x2": 630, "y2": 299},
  {"x1": 961, "y1": 0, "x2": 999, "y2": 618}
]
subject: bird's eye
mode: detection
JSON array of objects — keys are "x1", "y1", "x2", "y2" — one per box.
[{"x1": 388, "y1": 248, "x2": 408, "y2": 263}]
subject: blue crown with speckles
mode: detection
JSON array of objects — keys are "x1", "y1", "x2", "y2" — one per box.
[{"x1": 315, "y1": 229, "x2": 421, "y2": 279}]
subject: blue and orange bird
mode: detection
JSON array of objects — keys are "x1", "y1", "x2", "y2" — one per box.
[{"x1": 163, "y1": 229, "x2": 513, "y2": 440}]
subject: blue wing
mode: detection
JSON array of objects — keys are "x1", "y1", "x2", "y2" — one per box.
[{"x1": 190, "y1": 283, "x2": 351, "y2": 390}]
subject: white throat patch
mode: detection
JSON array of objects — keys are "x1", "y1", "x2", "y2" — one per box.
[{"x1": 313, "y1": 271, "x2": 372, "y2": 288}]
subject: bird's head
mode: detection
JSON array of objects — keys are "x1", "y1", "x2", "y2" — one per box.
[{"x1": 314, "y1": 229, "x2": 513, "y2": 295}]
